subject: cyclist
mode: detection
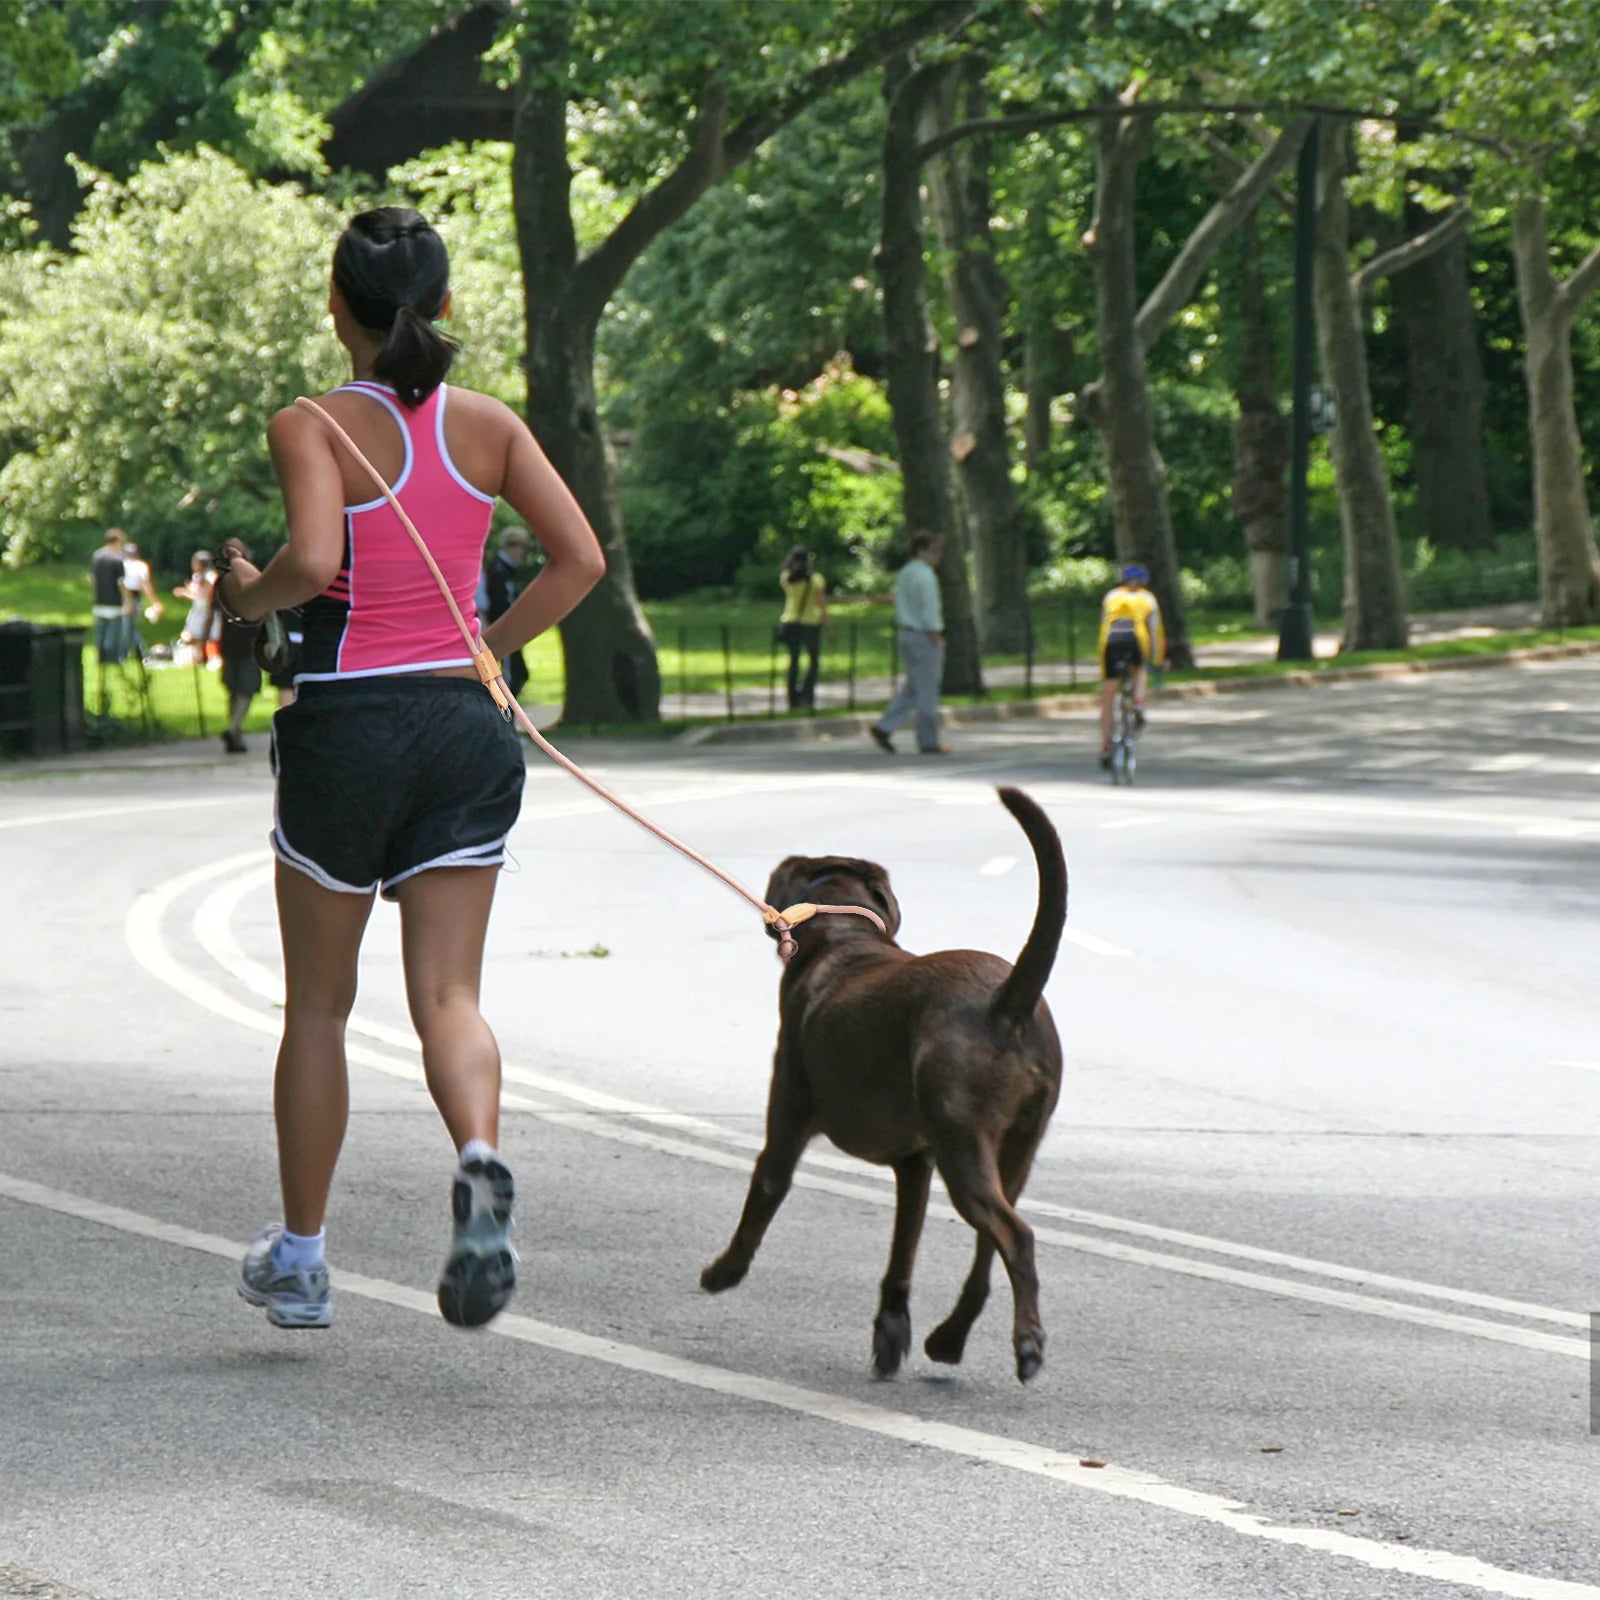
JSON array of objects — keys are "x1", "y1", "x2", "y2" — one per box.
[{"x1": 1098, "y1": 562, "x2": 1165, "y2": 770}]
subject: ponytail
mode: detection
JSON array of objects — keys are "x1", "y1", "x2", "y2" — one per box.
[
  {"x1": 372, "y1": 305, "x2": 459, "y2": 409},
  {"x1": 332, "y1": 207, "x2": 459, "y2": 408}
]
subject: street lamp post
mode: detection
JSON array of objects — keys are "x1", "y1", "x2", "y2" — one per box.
[{"x1": 1278, "y1": 118, "x2": 1319, "y2": 663}]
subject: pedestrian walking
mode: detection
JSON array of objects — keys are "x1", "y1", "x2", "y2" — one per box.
[
  {"x1": 776, "y1": 544, "x2": 826, "y2": 711},
  {"x1": 88, "y1": 528, "x2": 128, "y2": 667},
  {"x1": 214, "y1": 206, "x2": 604, "y2": 1334},
  {"x1": 215, "y1": 538, "x2": 262, "y2": 754},
  {"x1": 870, "y1": 532, "x2": 950, "y2": 756},
  {"x1": 478, "y1": 524, "x2": 531, "y2": 699},
  {"x1": 119, "y1": 541, "x2": 162, "y2": 662}
]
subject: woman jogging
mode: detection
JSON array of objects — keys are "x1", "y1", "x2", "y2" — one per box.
[
  {"x1": 776, "y1": 544, "x2": 827, "y2": 711},
  {"x1": 216, "y1": 207, "x2": 605, "y2": 1332}
]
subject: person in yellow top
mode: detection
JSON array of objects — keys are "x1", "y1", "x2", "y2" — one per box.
[
  {"x1": 1098, "y1": 562, "x2": 1164, "y2": 769},
  {"x1": 777, "y1": 544, "x2": 828, "y2": 711}
]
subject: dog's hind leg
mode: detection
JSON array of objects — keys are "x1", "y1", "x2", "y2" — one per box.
[
  {"x1": 701, "y1": 1082, "x2": 815, "y2": 1294},
  {"x1": 933, "y1": 1140, "x2": 1046, "y2": 1383},
  {"x1": 872, "y1": 1153, "x2": 932, "y2": 1377},
  {"x1": 924, "y1": 1232, "x2": 994, "y2": 1368}
]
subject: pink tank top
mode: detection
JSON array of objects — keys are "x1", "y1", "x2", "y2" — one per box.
[{"x1": 294, "y1": 381, "x2": 496, "y2": 681}]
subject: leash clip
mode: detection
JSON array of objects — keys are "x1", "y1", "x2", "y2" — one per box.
[{"x1": 472, "y1": 647, "x2": 514, "y2": 720}]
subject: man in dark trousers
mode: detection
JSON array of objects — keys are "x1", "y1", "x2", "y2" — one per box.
[{"x1": 478, "y1": 525, "x2": 530, "y2": 699}]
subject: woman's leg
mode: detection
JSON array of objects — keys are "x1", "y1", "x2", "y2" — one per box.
[
  {"x1": 800, "y1": 624, "x2": 821, "y2": 707},
  {"x1": 393, "y1": 865, "x2": 502, "y2": 1152},
  {"x1": 782, "y1": 625, "x2": 803, "y2": 708},
  {"x1": 274, "y1": 863, "x2": 375, "y2": 1235}
]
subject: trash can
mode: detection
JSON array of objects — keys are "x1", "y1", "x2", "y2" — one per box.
[{"x1": 0, "y1": 621, "x2": 87, "y2": 755}]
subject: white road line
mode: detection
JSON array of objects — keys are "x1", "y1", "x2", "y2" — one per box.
[
  {"x1": 1469, "y1": 753, "x2": 1541, "y2": 773},
  {"x1": 978, "y1": 855, "x2": 1017, "y2": 876},
  {"x1": 0, "y1": 797, "x2": 247, "y2": 830},
  {"x1": 144, "y1": 860, "x2": 1588, "y2": 1361},
  {"x1": 174, "y1": 875, "x2": 1596, "y2": 1341},
  {"x1": 1061, "y1": 927, "x2": 1136, "y2": 958},
  {"x1": 1101, "y1": 815, "x2": 1161, "y2": 830},
  {"x1": 1, "y1": 1170, "x2": 1595, "y2": 1600}
]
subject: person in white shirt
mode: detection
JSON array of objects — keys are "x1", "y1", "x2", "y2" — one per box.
[
  {"x1": 120, "y1": 542, "x2": 162, "y2": 661},
  {"x1": 870, "y1": 532, "x2": 951, "y2": 755}
]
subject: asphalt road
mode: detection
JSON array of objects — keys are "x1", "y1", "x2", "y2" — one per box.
[{"x1": 2, "y1": 658, "x2": 1598, "y2": 1600}]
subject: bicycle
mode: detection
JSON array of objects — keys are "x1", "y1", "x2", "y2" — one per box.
[{"x1": 1108, "y1": 663, "x2": 1140, "y2": 785}]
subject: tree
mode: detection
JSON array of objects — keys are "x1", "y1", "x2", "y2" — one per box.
[
  {"x1": 1312, "y1": 120, "x2": 1409, "y2": 649},
  {"x1": 504, "y1": 0, "x2": 961, "y2": 725},
  {"x1": 0, "y1": 145, "x2": 524, "y2": 571},
  {"x1": 1421, "y1": 0, "x2": 1600, "y2": 623},
  {"x1": 878, "y1": 53, "x2": 984, "y2": 696},
  {"x1": 924, "y1": 53, "x2": 1030, "y2": 654}
]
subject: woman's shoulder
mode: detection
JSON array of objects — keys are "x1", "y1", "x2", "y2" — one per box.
[{"x1": 442, "y1": 384, "x2": 516, "y2": 429}]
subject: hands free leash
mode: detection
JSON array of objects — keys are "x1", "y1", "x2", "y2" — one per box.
[{"x1": 266, "y1": 396, "x2": 885, "y2": 964}]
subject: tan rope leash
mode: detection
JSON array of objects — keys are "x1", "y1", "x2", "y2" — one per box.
[{"x1": 291, "y1": 396, "x2": 886, "y2": 963}]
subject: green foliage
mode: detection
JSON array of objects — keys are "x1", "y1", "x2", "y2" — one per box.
[
  {"x1": 0, "y1": 142, "x2": 528, "y2": 574},
  {"x1": 0, "y1": 0, "x2": 80, "y2": 124},
  {"x1": 0, "y1": 148, "x2": 344, "y2": 572},
  {"x1": 620, "y1": 363, "x2": 903, "y2": 600}
]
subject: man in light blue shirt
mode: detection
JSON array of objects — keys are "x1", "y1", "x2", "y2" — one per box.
[{"x1": 871, "y1": 532, "x2": 951, "y2": 755}]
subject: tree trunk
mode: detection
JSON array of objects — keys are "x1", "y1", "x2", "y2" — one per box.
[
  {"x1": 879, "y1": 56, "x2": 983, "y2": 695},
  {"x1": 1390, "y1": 221, "x2": 1493, "y2": 551},
  {"x1": 1087, "y1": 108, "x2": 1192, "y2": 667},
  {"x1": 1311, "y1": 120, "x2": 1408, "y2": 651},
  {"x1": 1511, "y1": 197, "x2": 1600, "y2": 625},
  {"x1": 512, "y1": 37, "x2": 659, "y2": 725},
  {"x1": 924, "y1": 58, "x2": 1029, "y2": 653},
  {"x1": 1230, "y1": 211, "x2": 1289, "y2": 627}
]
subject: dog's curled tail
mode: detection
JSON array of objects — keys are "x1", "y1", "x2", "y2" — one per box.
[{"x1": 990, "y1": 786, "x2": 1068, "y2": 1029}]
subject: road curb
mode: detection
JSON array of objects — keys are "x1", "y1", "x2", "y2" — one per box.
[{"x1": 678, "y1": 639, "x2": 1600, "y2": 747}]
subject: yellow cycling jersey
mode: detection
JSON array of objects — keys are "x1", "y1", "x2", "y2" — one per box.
[{"x1": 1098, "y1": 585, "x2": 1164, "y2": 662}]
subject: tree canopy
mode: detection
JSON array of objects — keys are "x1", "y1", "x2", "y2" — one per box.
[{"x1": 4, "y1": 0, "x2": 1600, "y2": 702}]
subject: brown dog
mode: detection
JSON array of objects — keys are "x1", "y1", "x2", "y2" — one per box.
[{"x1": 701, "y1": 786, "x2": 1065, "y2": 1383}]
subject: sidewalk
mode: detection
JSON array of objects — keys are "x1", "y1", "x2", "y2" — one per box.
[
  {"x1": 667, "y1": 602, "x2": 1546, "y2": 729},
  {"x1": 4, "y1": 602, "x2": 1580, "y2": 775}
]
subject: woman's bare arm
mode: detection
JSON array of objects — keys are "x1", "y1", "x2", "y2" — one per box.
[
  {"x1": 220, "y1": 408, "x2": 349, "y2": 620},
  {"x1": 479, "y1": 409, "x2": 605, "y2": 658}
]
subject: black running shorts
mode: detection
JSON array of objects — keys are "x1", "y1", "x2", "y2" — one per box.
[
  {"x1": 271, "y1": 676, "x2": 524, "y2": 899},
  {"x1": 1102, "y1": 631, "x2": 1144, "y2": 681}
]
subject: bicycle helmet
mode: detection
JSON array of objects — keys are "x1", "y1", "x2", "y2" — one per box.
[{"x1": 1120, "y1": 563, "x2": 1149, "y2": 584}]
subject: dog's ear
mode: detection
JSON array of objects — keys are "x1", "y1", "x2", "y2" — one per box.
[{"x1": 764, "y1": 856, "x2": 817, "y2": 916}]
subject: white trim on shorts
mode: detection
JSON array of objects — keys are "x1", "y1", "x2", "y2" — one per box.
[{"x1": 380, "y1": 837, "x2": 509, "y2": 897}]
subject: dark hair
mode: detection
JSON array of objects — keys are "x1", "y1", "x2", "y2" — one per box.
[
  {"x1": 909, "y1": 531, "x2": 941, "y2": 557},
  {"x1": 783, "y1": 544, "x2": 811, "y2": 583},
  {"x1": 332, "y1": 207, "x2": 459, "y2": 407}
]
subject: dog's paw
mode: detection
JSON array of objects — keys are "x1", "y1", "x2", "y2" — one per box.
[
  {"x1": 1015, "y1": 1330, "x2": 1045, "y2": 1384},
  {"x1": 872, "y1": 1312, "x2": 911, "y2": 1378},
  {"x1": 923, "y1": 1320, "x2": 968, "y2": 1366},
  {"x1": 700, "y1": 1255, "x2": 748, "y2": 1294}
]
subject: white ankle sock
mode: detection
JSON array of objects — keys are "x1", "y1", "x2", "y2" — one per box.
[
  {"x1": 276, "y1": 1227, "x2": 325, "y2": 1268},
  {"x1": 459, "y1": 1138, "x2": 497, "y2": 1168}
]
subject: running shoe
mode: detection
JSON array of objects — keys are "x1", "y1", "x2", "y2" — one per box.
[
  {"x1": 237, "y1": 1224, "x2": 331, "y2": 1330},
  {"x1": 438, "y1": 1156, "x2": 517, "y2": 1328}
]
